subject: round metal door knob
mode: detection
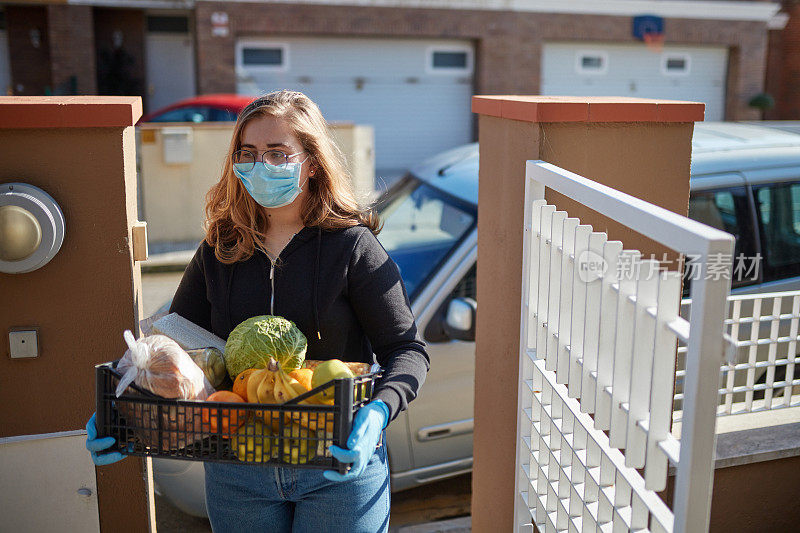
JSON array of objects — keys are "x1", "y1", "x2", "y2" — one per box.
[{"x1": 0, "y1": 182, "x2": 65, "y2": 274}]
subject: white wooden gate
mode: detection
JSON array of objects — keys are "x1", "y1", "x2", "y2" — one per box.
[{"x1": 514, "y1": 161, "x2": 735, "y2": 532}]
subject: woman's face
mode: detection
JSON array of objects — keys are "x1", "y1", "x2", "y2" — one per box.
[{"x1": 238, "y1": 114, "x2": 315, "y2": 212}]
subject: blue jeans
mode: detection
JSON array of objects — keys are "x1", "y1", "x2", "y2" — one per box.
[{"x1": 204, "y1": 440, "x2": 390, "y2": 532}]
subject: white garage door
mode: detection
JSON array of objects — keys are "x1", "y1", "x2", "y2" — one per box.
[
  {"x1": 542, "y1": 42, "x2": 728, "y2": 121},
  {"x1": 236, "y1": 36, "x2": 474, "y2": 181}
]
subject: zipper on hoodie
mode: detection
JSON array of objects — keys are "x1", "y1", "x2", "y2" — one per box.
[
  {"x1": 269, "y1": 259, "x2": 275, "y2": 315},
  {"x1": 264, "y1": 231, "x2": 299, "y2": 317}
]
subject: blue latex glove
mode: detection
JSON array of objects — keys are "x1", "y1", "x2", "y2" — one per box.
[
  {"x1": 323, "y1": 399, "x2": 389, "y2": 482},
  {"x1": 85, "y1": 413, "x2": 125, "y2": 466}
]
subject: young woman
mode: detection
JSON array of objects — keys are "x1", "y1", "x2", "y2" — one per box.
[{"x1": 86, "y1": 90, "x2": 430, "y2": 532}]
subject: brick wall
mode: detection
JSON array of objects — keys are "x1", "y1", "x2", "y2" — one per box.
[
  {"x1": 764, "y1": 27, "x2": 784, "y2": 119},
  {"x1": 195, "y1": 2, "x2": 769, "y2": 120},
  {"x1": 47, "y1": 5, "x2": 96, "y2": 95},
  {"x1": 771, "y1": 2, "x2": 800, "y2": 118},
  {"x1": 5, "y1": 6, "x2": 50, "y2": 96}
]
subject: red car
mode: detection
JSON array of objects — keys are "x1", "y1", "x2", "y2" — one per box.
[{"x1": 139, "y1": 94, "x2": 254, "y2": 124}]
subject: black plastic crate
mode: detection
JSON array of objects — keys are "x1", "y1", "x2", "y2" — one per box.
[{"x1": 95, "y1": 360, "x2": 378, "y2": 473}]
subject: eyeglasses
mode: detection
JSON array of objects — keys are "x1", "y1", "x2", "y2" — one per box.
[{"x1": 232, "y1": 149, "x2": 306, "y2": 171}]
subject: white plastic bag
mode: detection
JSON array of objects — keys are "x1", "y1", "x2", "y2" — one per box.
[{"x1": 115, "y1": 330, "x2": 215, "y2": 399}]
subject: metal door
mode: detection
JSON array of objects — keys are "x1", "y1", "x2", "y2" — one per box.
[{"x1": 145, "y1": 32, "x2": 195, "y2": 113}]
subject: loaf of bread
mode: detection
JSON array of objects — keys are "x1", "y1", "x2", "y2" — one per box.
[
  {"x1": 113, "y1": 331, "x2": 215, "y2": 452},
  {"x1": 116, "y1": 330, "x2": 213, "y2": 400}
]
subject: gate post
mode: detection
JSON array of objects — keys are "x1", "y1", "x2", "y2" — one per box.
[
  {"x1": 0, "y1": 96, "x2": 151, "y2": 532},
  {"x1": 470, "y1": 96, "x2": 704, "y2": 532}
]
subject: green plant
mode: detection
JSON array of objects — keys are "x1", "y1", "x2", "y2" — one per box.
[{"x1": 748, "y1": 92, "x2": 775, "y2": 111}]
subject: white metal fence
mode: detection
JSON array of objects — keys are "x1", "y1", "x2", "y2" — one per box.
[
  {"x1": 674, "y1": 291, "x2": 800, "y2": 421},
  {"x1": 514, "y1": 161, "x2": 734, "y2": 533}
]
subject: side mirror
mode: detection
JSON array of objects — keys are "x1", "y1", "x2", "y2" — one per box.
[{"x1": 442, "y1": 297, "x2": 477, "y2": 342}]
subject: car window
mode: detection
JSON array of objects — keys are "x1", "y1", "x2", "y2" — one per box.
[
  {"x1": 451, "y1": 263, "x2": 476, "y2": 300},
  {"x1": 754, "y1": 181, "x2": 800, "y2": 282},
  {"x1": 424, "y1": 262, "x2": 476, "y2": 343},
  {"x1": 688, "y1": 187, "x2": 759, "y2": 287},
  {"x1": 210, "y1": 108, "x2": 239, "y2": 121},
  {"x1": 149, "y1": 106, "x2": 214, "y2": 123},
  {"x1": 377, "y1": 177, "x2": 476, "y2": 298}
]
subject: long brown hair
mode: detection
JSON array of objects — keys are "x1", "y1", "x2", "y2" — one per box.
[{"x1": 204, "y1": 90, "x2": 381, "y2": 264}]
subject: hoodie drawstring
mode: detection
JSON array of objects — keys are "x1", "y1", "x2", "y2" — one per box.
[{"x1": 313, "y1": 226, "x2": 322, "y2": 341}]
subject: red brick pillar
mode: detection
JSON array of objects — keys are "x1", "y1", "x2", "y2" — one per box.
[
  {"x1": 776, "y1": 3, "x2": 800, "y2": 118},
  {"x1": 47, "y1": 5, "x2": 97, "y2": 95},
  {"x1": 194, "y1": 3, "x2": 237, "y2": 95}
]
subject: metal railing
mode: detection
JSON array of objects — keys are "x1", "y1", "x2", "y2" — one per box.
[
  {"x1": 514, "y1": 161, "x2": 734, "y2": 532},
  {"x1": 674, "y1": 291, "x2": 800, "y2": 421}
]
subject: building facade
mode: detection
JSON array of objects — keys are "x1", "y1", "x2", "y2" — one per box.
[{"x1": 0, "y1": 0, "x2": 786, "y2": 173}]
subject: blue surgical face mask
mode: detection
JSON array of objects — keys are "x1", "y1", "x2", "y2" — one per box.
[{"x1": 233, "y1": 156, "x2": 309, "y2": 208}]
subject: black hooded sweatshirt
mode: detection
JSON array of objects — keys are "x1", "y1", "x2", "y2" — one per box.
[{"x1": 168, "y1": 223, "x2": 430, "y2": 422}]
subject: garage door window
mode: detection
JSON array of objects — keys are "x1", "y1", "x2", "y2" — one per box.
[
  {"x1": 238, "y1": 43, "x2": 288, "y2": 71},
  {"x1": 576, "y1": 51, "x2": 608, "y2": 75},
  {"x1": 662, "y1": 54, "x2": 690, "y2": 76},
  {"x1": 428, "y1": 47, "x2": 473, "y2": 74}
]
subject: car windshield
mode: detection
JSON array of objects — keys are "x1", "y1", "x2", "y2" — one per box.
[
  {"x1": 149, "y1": 106, "x2": 215, "y2": 123},
  {"x1": 376, "y1": 175, "x2": 476, "y2": 298}
]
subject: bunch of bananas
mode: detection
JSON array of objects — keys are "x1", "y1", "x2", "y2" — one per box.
[
  {"x1": 245, "y1": 361, "x2": 316, "y2": 404},
  {"x1": 246, "y1": 367, "x2": 276, "y2": 404},
  {"x1": 243, "y1": 360, "x2": 333, "y2": 433},
  {"x1": 274, "y1": 369, "x2": 312, "y2": 403}
]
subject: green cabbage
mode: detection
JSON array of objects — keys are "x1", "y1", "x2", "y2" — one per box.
[{"x1": 225, "y1": 315, "x2": 307, "y2": 379}]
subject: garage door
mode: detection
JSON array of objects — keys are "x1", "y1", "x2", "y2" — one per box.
[
  {"x1": 236, "y1": 36, "x2": 474, "y2": 181},
  {"x1": 542, "y1": 42, "x2": 728, "y2": 121},
  {"x1": 145, "y1": 15, "x2": 195, "y2": 113}
]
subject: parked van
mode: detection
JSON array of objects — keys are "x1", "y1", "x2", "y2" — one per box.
[{"x1": 154, "y1": 122, "x2": 800, "y2": 516}]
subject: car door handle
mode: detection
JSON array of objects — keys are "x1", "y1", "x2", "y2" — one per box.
[{"x1": 417, "y1": 418, "x2": 474, "y2": 442}]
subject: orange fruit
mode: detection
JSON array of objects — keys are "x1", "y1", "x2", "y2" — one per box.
[
  {"x1": 232, "y1": 368, "x2": 257, "y2": 401},
  {"x1": 202, "y1": 390, "x2": 246, "y2": 434},
  {"x1": 289, "y1": 368, "x2": 313, "y2": 391}
]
